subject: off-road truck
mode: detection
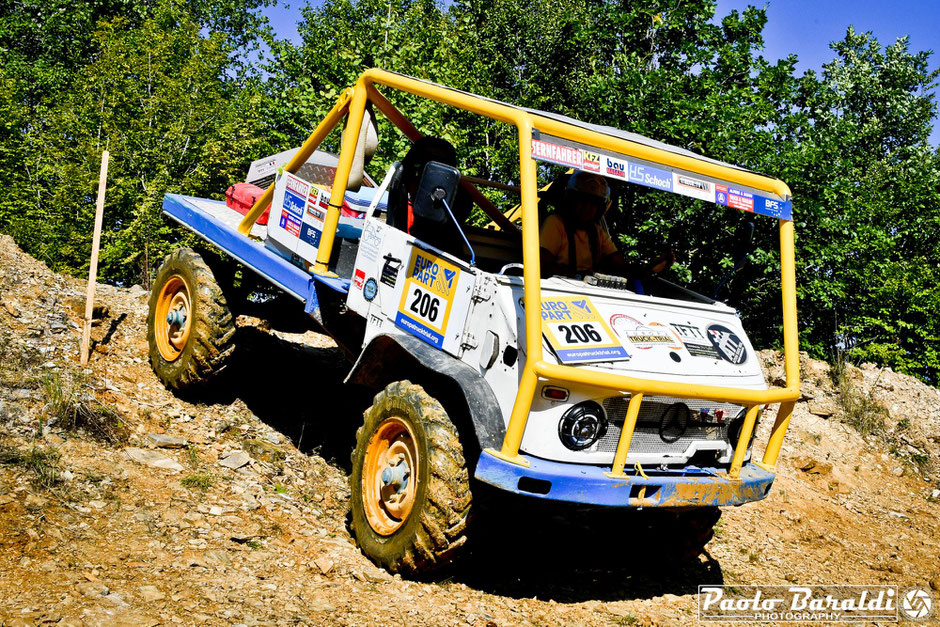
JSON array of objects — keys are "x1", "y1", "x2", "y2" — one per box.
[{"x1": 147, "y1": 69, "x2": 801, "y2": 575}]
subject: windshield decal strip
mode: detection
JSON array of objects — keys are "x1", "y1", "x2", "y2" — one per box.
[{"x1": 530, "y1": 138, "x2": 793, "y2": 220}]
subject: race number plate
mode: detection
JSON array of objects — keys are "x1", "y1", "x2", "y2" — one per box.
[
  {"x1": 541, "y1": 296, "x2": 630, "y2": 363},
  {"x1": 395, "y1": 248, "x2": 460, "y2": 348}
]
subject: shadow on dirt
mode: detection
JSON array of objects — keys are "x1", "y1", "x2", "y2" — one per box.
[
  {"x1": 210, "y1": 317, "x2": 725, "y2": 603},
  {"x1": 450, "y1": 492, "x2": 725, "y2": 602},
  {"x1": 204, "y1": 324, "x2": 367, "y2": 472}
]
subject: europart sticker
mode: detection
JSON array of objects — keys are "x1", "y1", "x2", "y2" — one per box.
[
  {"x1": 541, "y1": 297, "x2": 630, "y2": 364},
  {"x1": 395, "y1": 250, "x2": 461, "y2": 349}
]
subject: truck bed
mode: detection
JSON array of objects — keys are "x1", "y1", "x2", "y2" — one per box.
[{"x1": 162, "y1": 194, "x2": 351, "y2": 316}]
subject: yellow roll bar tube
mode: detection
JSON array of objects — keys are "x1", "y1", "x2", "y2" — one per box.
[
  {"x1": 237, "y1": 89, "x2": 354, "y2": 236},
  {"x1": 262, "y1": 69, "x2": 801, "y2": 477}
]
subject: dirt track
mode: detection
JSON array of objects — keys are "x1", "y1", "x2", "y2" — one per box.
[{"x1": 0, "y1": 233, "x2": 938, "y2": 626}]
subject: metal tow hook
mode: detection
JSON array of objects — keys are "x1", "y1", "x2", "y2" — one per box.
[
  {"x1": 166, "y1": 309, "x2": 187, "y2": 327},
  {"x1": 381, "y1": 453, "x2": 411, "y2": 496}
]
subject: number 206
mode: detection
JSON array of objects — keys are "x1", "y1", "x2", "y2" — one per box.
[
  {"x1": 559, "y1": 323, "x2": 603, "y2": 343},
  {"x1": 409, "y1": 288, "x2": 440, "y2": 322}
]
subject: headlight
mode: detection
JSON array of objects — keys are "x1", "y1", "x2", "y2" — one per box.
[{"x1": 558, "y1": 401, "x2": 607, "y2": 451}]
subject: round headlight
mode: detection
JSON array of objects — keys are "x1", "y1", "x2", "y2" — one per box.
[{"x1": 558, "y1": 401, "x2": 608, "y2": 451}]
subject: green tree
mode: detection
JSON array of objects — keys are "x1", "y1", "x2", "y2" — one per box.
[{"x1": 11, "y1": 2, "x2": 272, "y2": 284}]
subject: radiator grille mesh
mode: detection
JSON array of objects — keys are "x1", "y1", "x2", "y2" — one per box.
[{"x1": 596, "y1": 396, "x2": 744, "y2": 455}]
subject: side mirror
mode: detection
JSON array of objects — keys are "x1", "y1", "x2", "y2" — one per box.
[{"x1": 412, "y1": 161, "x2": 461, "y2": 224}]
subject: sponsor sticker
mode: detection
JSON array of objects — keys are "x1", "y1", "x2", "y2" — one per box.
[
  {"x1": 628, "y1": 162, "x2": 673, "y2": 192},
  {"x1": 605, "y1": 156, "x2": 627, "y2": 179},
  {"x1": 359, "y1": 220, "x2": 383, "y2": 263},
  {"x1": 299, "y1": 222, "x2": 321, "y2": 247},
  {"x1": 530, "y1": 139, "x2": 583, "y2": 169},
  {"x1": 381, "y1": 255, "x2": 400, "y2": 288},
  {"x1": 670, "y1": 323, "x2": 720, "y2": 358},
  {"x1": 582, "y1": 151, "x2": 601, "y2": 173},
  {"x1": 609, "y1": 315, "x2": 682, "y2": 350},
  {"x1": 278, "y1": 214, "x2": 301, "y2": 237},
  {"x1": 541, "y1": 297, "x2": 630, "y2": 363},
  {"x1": 282, "y1": 189, "x2": 305, "y2": 220},
  {"x1": 674, "y1": 174, "x2": 714, "y2": 202},
  {"x1": 395, "y1": 249, "x2": 461, "y2": 348},
  {"x1": 285, "y1": 174, "x2": 310, "y2": 200},
  {"x1": 363, "y1": 278, "x2": 378, "y2": 302},
  {"x1": 353, "y1": 269, "x2": 365, "y2": 290},
  {"x1": 715, "y1": 184, "x2": 754, "y2": 212},
  {"x1": 707, "y1": 324, "x2": 747, "y2": 364}
]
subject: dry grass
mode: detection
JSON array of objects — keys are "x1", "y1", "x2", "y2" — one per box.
[
  {"x1": 0, "y1": 443, "x2": 61, "y2": 488},
  {"x1": 43, "y1": 372, "x2": 129, "y2": 443}
]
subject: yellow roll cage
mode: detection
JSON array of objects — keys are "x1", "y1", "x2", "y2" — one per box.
[{"x1": 237, "y1": 69, "x2": 801, "y2": 481}]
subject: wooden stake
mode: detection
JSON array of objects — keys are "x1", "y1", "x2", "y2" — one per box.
[{"x1": 80, "y1": 150, "x2": 110, "y2": 366}]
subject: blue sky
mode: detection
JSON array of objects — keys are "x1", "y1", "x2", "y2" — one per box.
[{"x1": 262, "y1": 0, "x2": 939, "y2": 146}]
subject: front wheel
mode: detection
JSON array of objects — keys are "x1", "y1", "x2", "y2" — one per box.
[
  {"x1": 350, "y1": 381, "x2": 471, "y2": 576},
  {"x1": 147, "y1": 248, "x2": 235, "y2": 391}
]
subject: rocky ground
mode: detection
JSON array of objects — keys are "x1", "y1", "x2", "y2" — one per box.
[{"x1": 0, "y1": 232, "x2": 939, "y2": 626}]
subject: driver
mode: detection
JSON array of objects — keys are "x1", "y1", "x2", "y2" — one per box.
[{"x1": 539, "y1": 171, "x2": 626, "y2": 278}]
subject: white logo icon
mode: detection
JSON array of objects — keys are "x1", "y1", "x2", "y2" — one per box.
[{"x1": 901, "y1": 588, "x2": 933, "y2": 620}]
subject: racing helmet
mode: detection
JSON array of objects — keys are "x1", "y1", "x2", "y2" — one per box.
[{"x1": 565, "y1": 171, "x2": 611, "y2": 214}]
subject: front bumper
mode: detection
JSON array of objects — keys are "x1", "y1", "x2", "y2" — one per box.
[{"x1": 474, "y1": 450, "x2": 775, "y2": 507}]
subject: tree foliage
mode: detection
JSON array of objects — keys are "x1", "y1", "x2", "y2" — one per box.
[{"x1": 0, "y1": 0, "x2": 938, "y2": 383}]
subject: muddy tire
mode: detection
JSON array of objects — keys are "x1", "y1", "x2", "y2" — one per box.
[
  {"x1": 350, "y1": 381, "x2": 471, "y2": 576},
  {"x1": 147, "y1": 248, "x2": 235, "y2": 391}
]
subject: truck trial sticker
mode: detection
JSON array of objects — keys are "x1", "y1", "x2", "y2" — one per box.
[
  {"x1": 395, "y1": 249, "x2": 460, "y2": 348},
  {"x1": 608, "y1": 315, "x2": 682, "y2": 350},
  {"x1": 541, "y1": 297, "x2": 630, "y2": 364}
]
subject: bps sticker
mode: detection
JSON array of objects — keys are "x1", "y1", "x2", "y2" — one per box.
[
  {"x1": 395, "y1": 250, "x2": 460, "y2": 348},
  {"x1": 542, "y1": 297, "x2": 630, "y2": 364},
  {"x1": 707, "y1": 324, "x2": 748, "y2": 364}
]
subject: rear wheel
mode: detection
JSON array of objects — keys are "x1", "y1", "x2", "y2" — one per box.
[
  {"x1": 147, "y1": 248, "x2": 235, "y2": 391},
  {"x1": 350, "y1": 381, "x2": 471, "y2": 575}
]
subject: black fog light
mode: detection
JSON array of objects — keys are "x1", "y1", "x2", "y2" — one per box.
[
  {"x1": 558, "y1": 401, "x2": 607, "y2": 450},
  {"x1": 727, "y1": 408, "x2": 760, "y2": 449}
]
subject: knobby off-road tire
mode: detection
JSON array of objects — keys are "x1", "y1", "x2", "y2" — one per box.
[
  {"x1": 350, "y1": 381, "x2": 471, "y2": 576},
  {"x1": 147, "y1": 248, "x2": 236, "y2": 391}
]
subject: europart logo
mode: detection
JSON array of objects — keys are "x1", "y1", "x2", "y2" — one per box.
[{"x1": 697, "y1": 585, "x2": 936, "y2": 622}]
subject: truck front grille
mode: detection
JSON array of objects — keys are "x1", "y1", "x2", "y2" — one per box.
[{"x1": 596, "y1": 395, "x2": 744, "y2": 455}]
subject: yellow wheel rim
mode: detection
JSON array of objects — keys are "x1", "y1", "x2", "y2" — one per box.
[
  {"x1": 362, "y1": 416, "x2": 419, "y2": 536},
  {"x1": 154, "y1": 274, "x2": 192, "y2": 362}
]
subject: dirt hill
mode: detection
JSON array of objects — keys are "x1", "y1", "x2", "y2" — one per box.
[{"x1": 0, "y1": 233, "x2": 938, "y2": 626}]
